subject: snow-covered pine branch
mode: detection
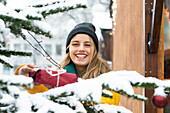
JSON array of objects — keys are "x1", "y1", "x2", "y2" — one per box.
[
  {"x1": 0, "y1": 71, "x2": 136, "y2": 113},
  {"x1": 0, "y1": 0, "x2": 87, "y2": 68},
  {"x1": 1, "y1": 70, "x2": 170, "y2": 112},
  {"x1": 0, "y1": 75, "x2": 33, "y2": 112},
  {"x1": 108, "y1": 71, "x2": 170, "y2": 94},
  {"x1": 0, "y1": 75, "x2": 33, "y2": 93},
  {"x1": 35, "y1": 71, "x2": 148, "y2": 104},
  {"x1": 0, "y1": 58, "x2": 13, "y2": 68},
  {"x1": 0, "y1": 0, "x2": 87, "y2": 38},
  {"x1": 27, "y1": 0, "x2": 87, "y2": 18},
  {"x1": 0, "y1": 49, "x2": 32, "y2": 57}
]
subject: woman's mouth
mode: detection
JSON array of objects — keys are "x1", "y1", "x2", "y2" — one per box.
[
  {"x1": 75, "y1": 53, "x2": 87, "y2": 59},
  {"x1": 76, "y1": 54, "x2": 87, "y2": 58}
]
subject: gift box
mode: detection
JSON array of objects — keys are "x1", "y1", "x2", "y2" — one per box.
[{"x1": 32, "y1": 69, "x2": 78, "y2": 87}]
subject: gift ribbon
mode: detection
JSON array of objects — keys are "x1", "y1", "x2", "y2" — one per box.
[{"x1": 45, "y1": 68, "x2": 66, "y2": 87}]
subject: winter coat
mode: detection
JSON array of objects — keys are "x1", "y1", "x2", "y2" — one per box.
[{"x1": 15, "y1": 63, "x2": 121, "y2": 106}]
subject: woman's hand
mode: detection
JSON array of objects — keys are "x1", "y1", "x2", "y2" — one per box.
[{"x1": 19, "y1": 64, "x2": 37, "y2": 77}]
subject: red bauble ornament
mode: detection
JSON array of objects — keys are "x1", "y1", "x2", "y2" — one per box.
[{"x1": 152, "y1": 95, "x2": 168, "y2": 108}]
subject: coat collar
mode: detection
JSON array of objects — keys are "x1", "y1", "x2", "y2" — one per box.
[{"x1": 64, "y1": 62, "x2": 79, "y2": 76}]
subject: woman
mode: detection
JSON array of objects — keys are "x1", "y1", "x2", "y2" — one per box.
[{"x1": 15, "y1": 22, "x2": 121, "y2": 105}]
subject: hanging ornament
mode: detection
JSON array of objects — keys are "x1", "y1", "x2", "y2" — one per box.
[
  {"x1": 152, "y1": 87, "x2": 168, "y2": 108},
  {"x1": 152, "y1": 95, "x2": 168, "y2": 108}
]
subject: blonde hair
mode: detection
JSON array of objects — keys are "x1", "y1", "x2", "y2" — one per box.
[{"x1": 60, "y1": 45, "x2": 112, "y2": 79}]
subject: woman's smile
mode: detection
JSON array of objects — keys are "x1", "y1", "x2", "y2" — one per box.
[{"x1": 75, "y1": 53, "x2": 88, "y2": 59}]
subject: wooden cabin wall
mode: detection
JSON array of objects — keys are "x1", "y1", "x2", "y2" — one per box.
[
  {"x1": 145, "y1": 0, "x2": 164, "y2": 113},
  {"x1": 112, "y1": 0, "x2": 164, "y2": 113},
  {"x1": 112, "y1": 0, "x2": 144, "y2": 113}
]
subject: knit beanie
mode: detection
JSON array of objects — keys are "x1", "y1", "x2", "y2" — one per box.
[{"x1": 66, "y1": 22, "x2": 99, "y2": 53}]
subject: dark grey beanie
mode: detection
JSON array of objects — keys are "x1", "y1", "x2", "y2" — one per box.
[{"x1": 66, "y1": 22, "x2": 99, "y2": 53}]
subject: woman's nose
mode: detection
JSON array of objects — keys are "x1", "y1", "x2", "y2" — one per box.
[{"x1": 78, "y1": 44, "x2": 85, "y2": 51}]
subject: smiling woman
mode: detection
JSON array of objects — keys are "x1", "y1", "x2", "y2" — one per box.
[
  {"x1": 15, "y1": 22, "x2": 121, "y2": 106},
  {"x1": 60, "y1": 22, "x2": 111, "y2": 79}
]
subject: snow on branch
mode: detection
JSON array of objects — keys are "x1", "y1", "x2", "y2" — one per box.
[
  {"x1": 0, "y1": 58, "x2": 13, "y2": 68},
  {"x1": 108, "y1": 71, "x2": 170, "y2": 93},
  {"x1": 2, "y1": 70, "x2": 170, "y2": 112},
  {"x1": 0, "y1": 0, "x2": 88, "y2": 39},
  {"x1": 94, "y1": 104, "x2": 133, "y2": 113},
  {"x1": 0, "y1": 75, "x2": 33, "y2": 88},
  {"x1": 36, "y1": 71, "x2": 149, "y2": 103},
  {"x1": 29, "y1": 0, "x2": 85, "y2": 7},
  {"x1": 0, "y1": 0, "x2": 88, "y2": 68},
  {"x1": 30, "y1": 0, "x2": 87, "y2": 18},
  {"x1": 0, "y1": 49, "x2": 32, "y2": 57},
  {"x1": 17, "y1": 94, "x2": 76, "y2": 113}
]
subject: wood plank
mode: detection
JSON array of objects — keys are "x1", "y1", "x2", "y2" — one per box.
[
  {"x1": 157, "y1": 4, "x2": 164, "y2": 113},
  {"x1": 157, "y1": 3, "x2": 164, "y2": 81},
  {"x1": 112, "y1": 0, "x2": 143, "y2": 113},
  {"x1": 145, "y1": 1, "x2": 158, "y2": 112},
  {"x1": 145, "y1": 0, "x2": 164, "y2": 113},
  {"x1": 149, "y1": 0, "x2": 163, "y2": 53}
]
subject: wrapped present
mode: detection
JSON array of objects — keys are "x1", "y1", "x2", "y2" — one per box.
[{"x1": 32, "y1": 69, "x2": 78, "y2": 87}]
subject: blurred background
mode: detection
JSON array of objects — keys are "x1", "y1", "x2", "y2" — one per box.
[{"x1": 0, "y1": 0, "x2": 113, "y2": 75}]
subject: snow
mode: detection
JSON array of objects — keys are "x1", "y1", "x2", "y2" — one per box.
[
  {"x1": 0, "y1": 94, "x2": 15, "y2": 111},
  {"x1": 56, "y1": 95, "x2": 87, "y2": 113},
  {"x1": 32, "y1": 70, "x2": 170, "y2": 105},
  {"x1": 102, "y1": 89, "x2": 113, "y2": 96},
  {"x1": 1, "y1": 0, "x2": 88, "y2": 41},
  {"x1": 16, "y1": 93, "x2": 33, "y2": 112},
  {"x1": 32, "y1": 20, "x2": 52, "y2": 33},
  {"x1": 0, "y1": 19, "x2": 5, "y2": 30},
  {"x1": 30, "y1": 95, "x2": 76, "y2": 113},
  {"x1": 97, "y1": 72, "x2": 134, "y2": 95},
  {"x1": 0, "y1": 75, "x2": 33, "y2": 87},
  {"x1": 6, "y1": 0, "x2": 87, "y2": 17},
  {"x1": 0, "y1": 3, "x2": 27, "y2": 20},
  {"x1": 32, "y1": 0, "x2": 87, "y2": 13},
  {"x1": 95, "y1": 104, "x2": 133, "y2": 113},
  {"x1": 154, "y1": 87, "x2": 167, "y2": 97},
  {"x1": 37, "y1": 78, "x2": 102, "y2": 103},
  {"x1": 3, "y1": 0, "x2": 112, "y2": 41},
  {"x1": 1, "y1": 0, "x2": 113, "y2": 43},
  {"x1": 0, "y1": 18, "x2": 11, "y2": 43},
  {"x1": 1, "y1": 70, "x2": 170, "y2": 112},
  {"x1": 108, "y1": 70, "x2": 170, "y2": 89},
  {"x1": 0, "y1": 94, "x2": 15, "y2": 105},
  {"x1": 19, "y1": 9, "x2": 43, "y2": 19},
  {"x1": 6, "y1": 0, "x2": 33, "y2": 9},
  {"x1": 93, "y1": 12, "x2": 112, "y2": 29}
]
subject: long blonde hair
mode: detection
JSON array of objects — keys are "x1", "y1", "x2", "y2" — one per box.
[{"x1": 60, "y1": 46, "x2": 112, "y2": 79}]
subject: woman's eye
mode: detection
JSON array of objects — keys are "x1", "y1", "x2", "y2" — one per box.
[
  {"x1": 72, "y1": 43, "x2": 79, "y2": 46},
  {"x1": 85, "y1": 44, "x2": 91, "y2": 47}
]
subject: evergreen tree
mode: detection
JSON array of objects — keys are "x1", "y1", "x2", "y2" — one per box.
[
  {"x1": 0, "y1": 70, "x2": 170, "y2": 113},
  {"x1": 0, "y1": 0, "x2": 87, "y2": 68}
]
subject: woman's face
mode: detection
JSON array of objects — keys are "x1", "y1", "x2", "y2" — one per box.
[{"x1": 69, "y1": 34, "x2": 95, "y2": 67}]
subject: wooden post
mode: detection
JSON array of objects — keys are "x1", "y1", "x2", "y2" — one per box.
[
  {"x1": 112, "y1": 0, "x2": 144, "y2": 113},
  {"x1": 145, "y1": 0, "x2": 164, "y2": 113},
  {"x1": 112, "y1": 0, "x2": 164, "y2": 113}
]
